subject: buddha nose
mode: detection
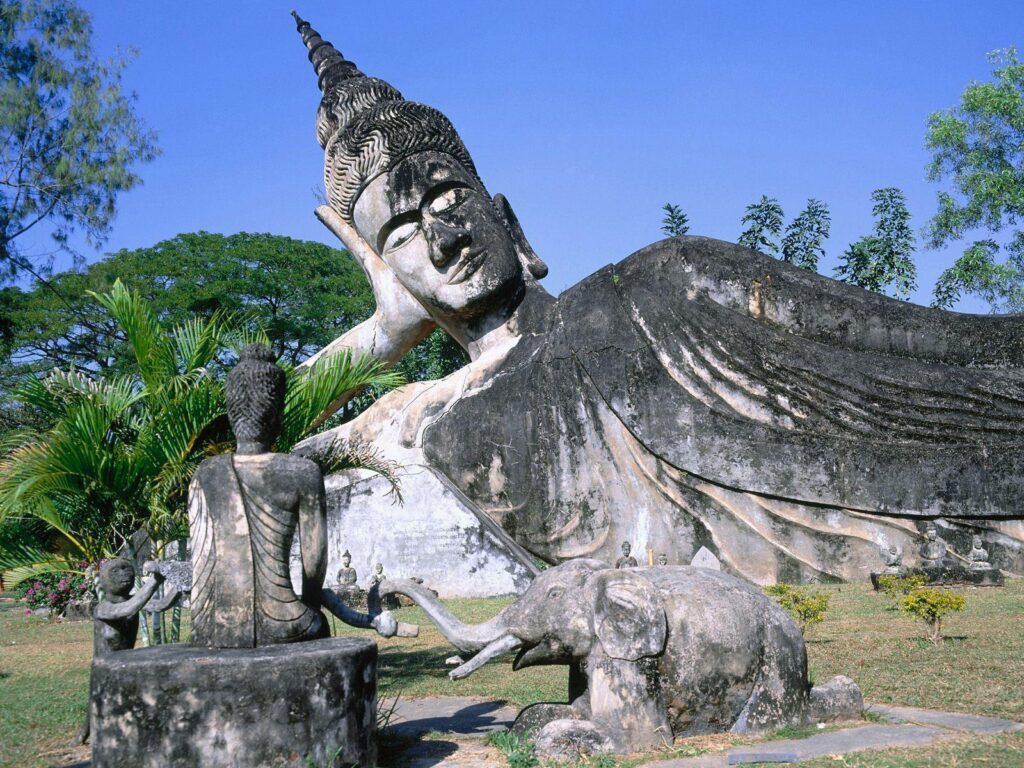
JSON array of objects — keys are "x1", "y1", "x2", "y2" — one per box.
[{"x1": 427, "y1": 220, "x2": 471, "y2": 267}]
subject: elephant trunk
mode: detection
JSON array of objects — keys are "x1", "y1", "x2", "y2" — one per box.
[
  {"x1": 376, "y1": 578, "x2": 510, "y2": 654},
  {"x1": 449, "y1": 634, "x2": 522, "y2": 680}
]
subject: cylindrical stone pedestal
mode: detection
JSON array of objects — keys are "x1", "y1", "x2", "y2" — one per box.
[{"x1": 90, "y1": 637, "x2": 376, "y2": 768}]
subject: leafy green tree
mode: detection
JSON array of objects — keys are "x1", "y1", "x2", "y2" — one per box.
[
  {"x1": 0, "y1": 280, "x2": 402, "y2": 587},
  {"x1": 835, "y1": 187, "x2": 917, "y2": 300},
  {"x1": 781, "y1": 199, "x2": 831, "y2": 271},
  {"x1": 897, "y1": 587, "x2": 966, "y2": 645},
  {"x1": 0, "y1": 0, "x2": 159, "y2": 282},
  {"x1": 738, "y1": 196, "x2": 784, "y2": 256},
  {"x1": 926, "y1": 49, "x2": 1024, "y2": 312},
  {"x1": 764, "y1": 583, "x2": 830, "y2": 636},
  {"x1": 660, "y1": 203, "x2": 690, "y2": 237}
]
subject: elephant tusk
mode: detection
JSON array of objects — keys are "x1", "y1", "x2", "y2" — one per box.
[{"x1": 449, "y1": 635, "x2": 522, "y2": 680}]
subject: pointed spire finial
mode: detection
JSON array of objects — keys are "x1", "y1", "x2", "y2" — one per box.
[{"x1": 290, "y1": 9, "x2": 361, "y2": 91}]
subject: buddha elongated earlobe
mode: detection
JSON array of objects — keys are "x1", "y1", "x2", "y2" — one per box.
[{"x1": 493, "y1": 193, "x2": 548, "y2": 279}]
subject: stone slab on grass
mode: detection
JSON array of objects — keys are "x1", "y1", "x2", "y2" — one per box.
[{"x1": 870, "y1": 703, "x2": 1024, "y2": 734}]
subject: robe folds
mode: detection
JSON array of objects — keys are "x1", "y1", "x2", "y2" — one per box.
[
  {"x1": 190, "y1": 455, "x2": 327, "y2": 647},
  {"x1": 418, "y1": 237, "x2": 1024, "y2": 582}
]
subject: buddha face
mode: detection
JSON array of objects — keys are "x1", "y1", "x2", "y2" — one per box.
[
  {"x1": 353, "y1": 152, "x2": 525, "y2": 325},
  {"x1": 621, "y1": 542, "x2": 631, "y2": 556},
  {"x1": 342, "y1": 553, "x2": 351, "y2": 567},
  {"x1": 972, "y1": 535, "x2": 982, "y2": 549}
]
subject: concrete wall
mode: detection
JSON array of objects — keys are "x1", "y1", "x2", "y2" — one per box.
[{"x1": 291, "y1": 465, "x2": 536, "y2": 598}]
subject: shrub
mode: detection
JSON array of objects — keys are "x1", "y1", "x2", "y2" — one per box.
[
  {"x1": 898, "y1": 587, "x2": 966, "y2": 645},
  {"x1": 875, "y1": 574, "x2": 927, "y2": 599},
  {"x1": 764, "y1": 583, "x2": 831, "y2": 635},
  {"x1": 15, "y1": 566, "x2": 94, "y2": 616}
]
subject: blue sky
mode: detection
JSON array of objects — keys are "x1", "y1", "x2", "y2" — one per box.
[{"x1": 28, "y1": 0, "x2": 1024, "y2": 312}]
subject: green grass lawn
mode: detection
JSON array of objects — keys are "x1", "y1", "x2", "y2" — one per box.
[{"x1": 1, "y1": 580, "x2": 1022, "y2": 768}]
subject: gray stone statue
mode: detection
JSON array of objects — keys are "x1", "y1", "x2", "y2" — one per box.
[
  {"x1": 614, "y1": 541, "x2": 638, "y2": 569},
  {"x1": 74, "y1": 559, "x2": 180, "y2": 745},
  {"x1": 920, "y1": 524, "x2": 952, "y2": 568},
  {"x1": 882, "y1": 544, "x2": 904, "y2": 574},
  {"x1": 189, "y1": 344, "x2": 412, "y2": 647},
  {"x1": 336, "y1": 550, "x2": 357, "y2": 586},
  {"x1": 369, "y1": 562, "x2": 385, "y2": 587},
  {"x1": 291, "y1": 15, "x2": 1024, "y2": 585},
  {"x1": 968, "y1": 535, "x2": 992, "y2": 571},
  {"x1": 378, "y1": 560, "x2": 861, "y2": 756},
  {"x1": 657, "y1": 553, "x2": 669, "y2": 566}
]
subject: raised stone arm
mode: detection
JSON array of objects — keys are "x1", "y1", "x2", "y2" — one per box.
[
  {"x1": 321, "y1": 587, "x2": 418, "y2": 638},
  {"x1": 94, "y1": 573, "x2": 164, "y2": 621},
  {"x1": 146, "y1": 584, "x2": 182, "y2": 613},
  {"x1": 297, "y1": 206, "x2": 435, "y2": 424}
]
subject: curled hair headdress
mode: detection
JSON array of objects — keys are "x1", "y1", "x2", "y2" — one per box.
[{"x1": 292, "y1": 11, "x2": 483, "y2": 220}]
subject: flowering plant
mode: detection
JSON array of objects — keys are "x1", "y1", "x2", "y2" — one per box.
[{"x1": 15, "y1": 564, "x2": 95, "y2": 616}]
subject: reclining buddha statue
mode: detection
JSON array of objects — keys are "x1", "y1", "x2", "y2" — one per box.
[{"x1": 290, "y1": 13, "x2": 1024, "y2": 584}]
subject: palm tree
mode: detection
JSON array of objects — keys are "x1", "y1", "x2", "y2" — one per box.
[{"x1": 0, "y1": 280, "x2": 403, "y2": 594}]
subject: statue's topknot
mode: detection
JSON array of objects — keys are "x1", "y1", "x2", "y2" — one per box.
[
  {"x1": 292, "y1": 11, "x2": 484, "y2": 219},
  {"x1": 227, "y1": 343, "x2": 285, "y2": 446}
]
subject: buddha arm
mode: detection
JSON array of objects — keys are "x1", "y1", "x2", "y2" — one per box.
[
  {"x1": 298, "y1": 477, "x2": 329, "y2": 609},
  {"x1": 297, "y1": 205, "x2": 436, "y2": 425}
]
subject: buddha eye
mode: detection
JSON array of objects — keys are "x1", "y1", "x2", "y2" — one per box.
[
  {"x1": 428, "y1": 187, "x2": 470, "y2": 216},
  {"x1": 383, "y1": 221, "x2": 418, "y2": 252}
]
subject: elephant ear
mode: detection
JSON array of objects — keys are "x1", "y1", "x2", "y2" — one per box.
[{"x1": 588, "y1": 570, "x2": 667, "y2": 661}]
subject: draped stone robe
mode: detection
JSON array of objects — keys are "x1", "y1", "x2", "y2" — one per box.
[
  {"x1": 303, "y1": 237, "x2": 1024, "y2": 583},
  {"x1": 189, "y1": 454, "x2": 328, "y2": 647}
]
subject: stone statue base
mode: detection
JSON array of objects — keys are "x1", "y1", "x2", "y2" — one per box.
[
  {"x1": 871, "y1": 566, "x2": 1003, "y2": 590},
  {"x1": 89, "y1": 638, "x2": 377, "y2": 768}
]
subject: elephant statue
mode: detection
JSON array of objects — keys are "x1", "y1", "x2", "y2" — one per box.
[{"x1": 377, "y1": 559, "x2": 861, "y2": 756}]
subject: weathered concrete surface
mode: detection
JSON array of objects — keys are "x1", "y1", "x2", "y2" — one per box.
[
  {"x1": 300, "y1": 239, "x2": 1024, "y2": 587},
  {"x1": 89, "y1": 638, "x2": 377, "y2": 768},
  {"x1": 291, "y1": 468, "x2": 536, "y2": 598}
]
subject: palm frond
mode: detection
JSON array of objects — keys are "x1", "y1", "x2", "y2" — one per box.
[
  {"x1": 304, "y1": 437, "x2": 403, "y2": 504},
  {"x1": 0, "y1": 540, "x2": 85, "y2": 587},
  {"x1": 279, "y1": 351, "x2": 404, "y2": 449},
  {"x1": 90, "y1": 280, "x2": 176, "y2": 392}
]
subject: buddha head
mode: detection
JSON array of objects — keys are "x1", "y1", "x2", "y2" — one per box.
[
  {"x1": 293, "y1": 12, "x2": 547, "y2": 331},
  {"x1": 657, "y1": 553, "x2": 668, "y2": 566},
  {"x1": 100, "y1": 558, "x2": 136, "y2": 599},
  {"x1": 342, "y1": 549, "x2": 352, "y2": 567},
  {"x1": 621, "y1": 541, "x2": 632, "y2": 557},
  {"x1": 972, "y1": 535, "x2": 983, "y2": 550},
  {"x1": 226, "y1": 344, "x2": 286, "y2": 453}
]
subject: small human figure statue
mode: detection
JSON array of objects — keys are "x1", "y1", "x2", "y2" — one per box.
[
  {"x1": 336, "y1": 549, "x2": 358, "y2": 586},
  {"x1": 369, "y1": 562, "x2": 385, "y2": 587},
  {"x1": 920, "y1": 523, "x2": 950, "y2": 566},
  {"x1": 614, "y1": 541, "x2": 638, "y2": 569},
  {"x1": 968, "y1": 535, "x2": 992, "y2": 571},
  {"x1": 657, "y1": 553, "x2": 669, "y2": 566},
  {"x1": 74, "y1": 559, "x2": 180, "y2": 744},
  {"x1": 882, "y1": 544, "x2": 904, "y2": 574},
  {"x1": 368, "y1": 563, "x2": 399, "y2": 609}
]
